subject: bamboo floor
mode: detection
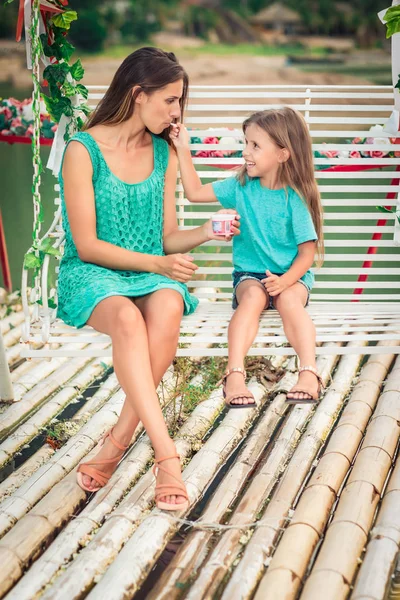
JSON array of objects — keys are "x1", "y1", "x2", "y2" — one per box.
[{"x1": 1, "y1": 305, "x2": 400, "y2": 600}]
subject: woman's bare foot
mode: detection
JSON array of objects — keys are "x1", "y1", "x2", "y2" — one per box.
[
  {"x1": 286, "y1": 370, "x2": 320, "y2": 403},
  {"x1": 155, "y1": 455, "x2": 188, "y2": 506},
  {"x1": 224, "y1": 371, "x2": 255, "y2": 406}
]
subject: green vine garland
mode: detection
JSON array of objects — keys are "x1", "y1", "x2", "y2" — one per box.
[{"x1": 5, "y1": 0, "x2": 90, "y2": 298}]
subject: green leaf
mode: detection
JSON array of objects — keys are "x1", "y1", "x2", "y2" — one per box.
[
  {"x1": 383, "y1": 6, "x2": 400, "y2": 38},
  {"x1": 48, "y1": 299, "x2": 58, "y2": 309},
  {"x1": 51, "y1": 11, "x2": 78, "y2": 31},
  {"x1": 386, "y1": 19, "x2": 400, "y2": 38},
  {"x1": 383, "y1": 6, "x2": 400, "y2": 22},
  {"x1": 70, "y1": 59, "x2": 84, "y2": 82},
  {"x1": 376, "y1": 206, "x2": 395, "y2": 214},
  {"x1": 42, "y1": 95, "x2": 73, "y2": 123},
  {"x1": 75, "y1": 84, "x2": 88, "y2": 100},
  {"x1": 78, "y1": 103, "x2": 91, "y2": 116},
  {"x1": 44, "y1": 62, "x2": 70, "y2": 86},
  {"x1": 52, "y1": 27, "x2": 75, "y2": 62},
  {"x1": 24, "y1": 252, "x2": 42, "y2": 270},
  {"x1": 62, "y1": 81, "x2": 76, "y2": 97},
  {"x1": 395, "y1": 76, "x2": 400, "y2": 90},
  {"x1": 40, "y1": 33, "x2": 62, "y2": 61}
]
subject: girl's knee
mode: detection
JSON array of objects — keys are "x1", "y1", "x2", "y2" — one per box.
[
  {"x1": 238, "y1": 283, "x2": 267, "y2": 307},
  {"x1": 274, "y1": 287, "x2": 304, "y2": 312}
]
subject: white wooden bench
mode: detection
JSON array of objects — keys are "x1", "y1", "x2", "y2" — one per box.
[{"x1": 20, "y1": 85, "x2": 400, "y2": 358}]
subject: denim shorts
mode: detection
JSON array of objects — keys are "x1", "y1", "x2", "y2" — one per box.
[{"x1": 232, "y1": 271, "x2": 310, "y2": 310}]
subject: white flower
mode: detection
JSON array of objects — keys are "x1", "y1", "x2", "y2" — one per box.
[
  {"x1": 21, "y1": 102, "x2": 34, "y2": 122},
  {"x1": 366, "y1": 123, "x2": 391, "y2": 146}
]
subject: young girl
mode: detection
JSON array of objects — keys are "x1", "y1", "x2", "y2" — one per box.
[{"x1": 170, "y1": 107, "x2": 324, "y2": 406}]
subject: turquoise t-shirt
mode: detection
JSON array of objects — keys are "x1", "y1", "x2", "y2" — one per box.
[{"x1": 212, "y1": 176, "x2": 318, "y2": 290}]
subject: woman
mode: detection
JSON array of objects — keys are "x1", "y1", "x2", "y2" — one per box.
[{"x1": 58, "y1": 47, "x2": 239, "y2": 510}]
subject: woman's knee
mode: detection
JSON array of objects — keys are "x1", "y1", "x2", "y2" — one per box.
[
  {"x1": 146, "y1": 291, "x2": 184, "y2": 337},
  {"x1": 112, "y1": 304, "x2": 142, "y2": 338}
]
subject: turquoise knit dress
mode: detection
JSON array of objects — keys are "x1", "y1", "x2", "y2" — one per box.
[{"x1": 57, "y1": 131, "x2": 199, "y2": 328}]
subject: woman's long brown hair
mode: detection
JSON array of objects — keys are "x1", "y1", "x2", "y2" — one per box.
[
  {"x1": 237, "y1": 107, "x2": 324, "y2": 266},
  {"x1": 84, "y1": 47, "x2": 189, "y2": 146}
]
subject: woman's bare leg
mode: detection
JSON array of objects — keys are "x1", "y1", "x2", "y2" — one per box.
[
  {"x1": 80, "y1": 294, "x2": 186, "y2": 504},
  {"x1": 226, "y1": 280, "x2": 268, "y2": 405},
  {"x1": 273, "y1": 283, "x2": 318, "y2": 401}
]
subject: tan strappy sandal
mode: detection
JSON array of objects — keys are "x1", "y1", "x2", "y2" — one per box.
[
  {"x1": 285, "y1": 365, "x2": 324, "y2": 405},
  {"x1": 76, "y1": 428, "x2": 129, "y2": 493},
  {"x1": 220, "y1": 367, "x2": 256, "y2": 409},
  {"x1": 153, "y1": 454, "x2": 190, "y2": 511}
]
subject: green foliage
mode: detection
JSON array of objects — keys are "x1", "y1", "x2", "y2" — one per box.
[
  {"x1": 70, "y1": 58, "x2": 84, "y2": 81},
  {"x1": 383, "y1": 5, "x2": 400, "y2": 38},
  {"x1": 120, "y1": 0, "x2": 162, "y2": 43},
  {"x1": 69, "y1": 9, "x2": 107, "y2": 53},
  {"x1": 51, "y1": 10, "x2": 78, "y2": 30},
  {"x1": 24, "y1": 237, "x2": 61, "y2": 278},
  {"x1": 376, "y1": 205, "x2": 400, "y2": 225}
]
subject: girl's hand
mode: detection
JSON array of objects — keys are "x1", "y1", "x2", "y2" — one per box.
[
  {"x1": 261, "y1": 270, "x2": 289, "y2": 296},
  {"x1": 157, "y1": 253, "x2": 198, "y2": 283},
  {"x1": 203, "y1": 209, "x2": 240, "y2": 242},
  {"x1": 169, "y1": 123, "x2": 190, "y2": 149}
]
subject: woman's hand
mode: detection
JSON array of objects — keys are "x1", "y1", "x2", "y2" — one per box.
[
  {"x1": 203, "y1": 209, "x2": 241, "y2": 242},
  {"x1": 261, "y1": 270, "x2": 289, "y2": 296},
  {"x1": 156, "y1": 253, "x2": 198, "y2": 283},
  {"x1": 169, "y1": 123, "x2": 190, "y2": 149}
]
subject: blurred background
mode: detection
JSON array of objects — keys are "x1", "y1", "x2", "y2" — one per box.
[{"x1": 0, "y1": 0, "x2": 393, "y2": 289}]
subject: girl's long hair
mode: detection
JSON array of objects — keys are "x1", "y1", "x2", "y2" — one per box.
[
  {"x1": 84, "y1": 47, "x2": 189, "y2": 146},
  {"x1": 237, "y1": 107, "x2": 324, "y2": 266}
]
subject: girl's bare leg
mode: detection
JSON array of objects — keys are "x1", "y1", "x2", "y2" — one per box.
[
  {"x1": 273, "y1": 283, "x2": 318, "y2": 401},
  {"x1": 81, "y1": 292, "x2": 185, "y2": 504},
  {"x1": 226, "y1": 280, "x2": 268, "y2": 405}
]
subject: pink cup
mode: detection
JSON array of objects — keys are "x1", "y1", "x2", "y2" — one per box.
[{"x1": 211, "y1": 213, "x2": 236, "y2": 235}]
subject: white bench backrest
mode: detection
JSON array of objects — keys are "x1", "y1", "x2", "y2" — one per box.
[{"x1": 86, "y1": 85, "x2": 400, "y2": 303}]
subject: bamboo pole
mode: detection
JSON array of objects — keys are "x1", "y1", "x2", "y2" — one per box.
[
  {"x1": 0, "y1": 445, "x2": 55, "y2": 502},
  {"x1": 9, "y1": 359, "x2": 37, "y2": 383},
  {"x1": 2, "y1": 325, "x2": 22, "y2": 349},
  {"x1": 0, "y1": 386, "x2": 127, "y2": 540},
  {"x1": 0, "y1": 342, "x2": 94, "y2": 440},
  {"x1": 2, "y1": 372, "x2": 205, "y2": 599},
  {"x1": 0, "y1": 329, "x2": 13, "y2": 402},
  {"x1": 35, "y1": 378, "x2": 266, "y2": 600},
  {"x1": 300, "y1": 356, "x2": 400, "y2": 600},
  {"x1": 352, "y1": 449, "x2": 400, "y2": 599},
  {"x1": 252, "y1": 346, "x2": 397, "y2": 599},
  {"x1": 148, "y1": 369, "x2": 289, "y2": 600},
  {"x1": 76, "y1": 379, "x2": 267, "y2": 600},
  {"x1": 182, "y1": 355, "x2": 336, "y2": 600},
  {"x1": 220, "y1": 341, "x2": 366, "y2": 600},
  {"x1": 0, "y1": 354, "x2": 113, "y2": 466},
  {"x1": 0, "y1": 310, "x2": 24, "y2": 336}
]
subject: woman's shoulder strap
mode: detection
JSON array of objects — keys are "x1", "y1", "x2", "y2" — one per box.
[
  {"x1": 153, "y1": 134, "x2": 170, "y2": 173},
  {"x1": 64, "y1": 131, "x2": 101, "y2": 177}
]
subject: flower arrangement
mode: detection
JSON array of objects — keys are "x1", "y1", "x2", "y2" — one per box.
[
  {"x1": 190, "y1": 130, "x2": 243, "y2": 159},
  {"x1": 190, "y1": 124, "x2": 399, "y2": 166},
  {"x1": 316, "y1": 125, "x2": 399, "y2": 164},
  {"x1": 0, "y1": 97, "x2": 57, "y2": 141}
]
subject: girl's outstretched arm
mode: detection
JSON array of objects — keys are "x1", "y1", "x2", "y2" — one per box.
[
  {"x1": 170, "y1": 123, "x2": 217, "y2": 203},
  {"x1": 163, "y1": 150, "x2": 240, "y2": 254}
]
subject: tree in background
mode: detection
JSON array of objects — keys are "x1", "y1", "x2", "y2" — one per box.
[{"x1": 68, "y1": 1, "x2": 107, "y2": 53}]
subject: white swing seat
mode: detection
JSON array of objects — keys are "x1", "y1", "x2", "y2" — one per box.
[{"x1": 20, "y1": 85, "x2": 400, "y2": 358}]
